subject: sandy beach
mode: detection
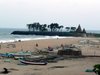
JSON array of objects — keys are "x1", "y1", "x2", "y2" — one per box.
[
  {"x1": 0, "y1": 37, "x2": 79, "y2": 52},
  {"x1": 0, "y1": 37, "x2": 100, "y2": 75}
]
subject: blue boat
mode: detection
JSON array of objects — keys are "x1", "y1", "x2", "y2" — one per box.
[{"x1": 20, "y1": 59, "x2": 47, "y2": 65}]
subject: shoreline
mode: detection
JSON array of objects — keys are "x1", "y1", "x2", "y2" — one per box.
[
  {"x1": 0, "y1": 36, "x2": 75, "y2": 43},
  {"x1": 0, "y1": 37, "x2": 100, "y2": 55},
  {"x1": 0, "y1": 37, "x2": 100, "y2": 75},
  {"x1": 0, "y1": 37, "x2": 80, "y2": 53}
]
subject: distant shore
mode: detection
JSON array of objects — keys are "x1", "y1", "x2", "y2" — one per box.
[{"x1": 11, "y1": 31, "x2": 86, "y2": 36}]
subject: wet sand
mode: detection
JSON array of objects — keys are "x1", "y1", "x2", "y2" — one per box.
[{"x1": 0, "y1": 37, "x2": 100, "y2": 75}]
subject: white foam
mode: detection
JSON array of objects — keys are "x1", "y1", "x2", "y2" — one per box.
[
  {"x1": 0, "y1": 36, "x2": 75, "y2": 43},
  {"x1": 0, "y1": 40, "x2": 15, "y2": 43}
]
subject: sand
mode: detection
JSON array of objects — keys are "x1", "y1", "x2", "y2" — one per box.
[
  {"x1": 0, "y1": 37, "x2": 79, "y2": 52},
  {"x1": 0, "y1": 37, "x2": 100, "y2": 75}
]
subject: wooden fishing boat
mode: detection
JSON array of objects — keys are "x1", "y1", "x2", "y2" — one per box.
[{"x1": 20, "y1": 60, "x2": 47, "y2": 65}]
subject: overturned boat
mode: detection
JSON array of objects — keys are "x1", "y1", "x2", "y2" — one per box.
[{"x1": 20, "y1": 59, "x2": 47, "y2": 65}]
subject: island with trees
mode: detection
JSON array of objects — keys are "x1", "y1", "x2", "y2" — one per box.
[{"x1": 11, "y1": 22, "x2": 87, "y2": 37}]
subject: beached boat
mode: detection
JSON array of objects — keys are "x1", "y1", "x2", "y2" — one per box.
[
  {"x1": 13, "y1": 53, "x2": 31, "y2": 58},
  {"x1": 12, "y1": 51, "x2": 32, "y2": 59},
  {"x1": 20, "y1": 60, "x2": 47, "y2": 65}
]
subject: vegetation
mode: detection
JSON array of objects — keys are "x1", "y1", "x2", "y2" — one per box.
[
  {"x1": 11, "y1": 22, "x2": 100, "y2": 37},
  {"x1": 11, "y1": 22, "x2": 87, "y2": 36},
  {"x1": 93, "y1": 64, "x2": 100, "y2": 75},
  {"x1": 27, "y1": 22, "x2": 86, "y2": 33}
]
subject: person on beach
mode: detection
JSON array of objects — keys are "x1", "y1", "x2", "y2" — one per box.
[
  {"x1": 0, "y1": 68, "x2": 10, "y2": 74},
  {"x1": 35, "y1": 43, "x2": 38, "y2": 47},
  {"x1": 61, "y1": 44, "x2": 64, "y2": 47},
  {"x1": 18, "y1": 40, "x2": 21, "y2": 42},
  {"x1": 48, "y1": 46, "x2": 53, "y2": 51},
  {"x1": 61, "y1": 44, "x2": 64, "y2": 50}
]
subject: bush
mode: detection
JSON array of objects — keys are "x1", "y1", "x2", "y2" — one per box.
[{"x1": 93, "y1": 64, "x2": 100, "y2": 75}]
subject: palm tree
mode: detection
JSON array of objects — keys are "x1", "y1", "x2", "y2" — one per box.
[
  {"x1": 48, "y1": 23, "x2": 59, "y2": 32},
  {"x1": 57, "y1": 26, "x2": 60, "y2": 32},
  {"x1": 42, "y1": 24, "x2": 48, "y2": 32},
  {"x1": 27, "y1": 24, "x2": 32, "y2": 31},
  {"x1": 48, "y1": 23, "x2": 54, "y2": 32},
  {"x1": 65, "y1": 27, "x2": 70, "y2": 32},
  {"x1": 43, "y1": 24, "x2": 47, "y2": 28},
  {"x1": 38, "y1": 24, "x2": 47, "y2": 32},
  {"x1": 70, "y1": 27, "x2": 76, "y2": 32},
  {"x1": 31, "y1": 23, "x2": 37, "y2": 31},
  {"x1": 58, "y1": 25, "x2": 64, "y2": 32},
  {"x1": 30, "y1": 22, "x2": 40, "y2": 31},
  {"x1": 35, "y1": 22, "x2": 40, "y2": 31},
  {"x1": 39, "y1": 25, "x2": 42, "y2": 31},
  {"x1": 53, "y1": 23, "x2": 59, "y2": 31}
]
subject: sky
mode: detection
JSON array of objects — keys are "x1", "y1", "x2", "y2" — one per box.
[{"x1": 0, "y1": 0, "x2": 100, "y2": 30}]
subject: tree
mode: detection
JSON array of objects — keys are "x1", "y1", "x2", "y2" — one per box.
[
  {"x1": 39, "y1": 25, "x2": 43, "y2": 31},
  {"x1": 27, "y1": 24, "x2": 32, "y2": 31},
  {"x1": 39, "y1": 24, "x2": 48, "y2": 32},
  {"x1": 52, "y1": 23, "x2": 59, "y2": 32},
  {"x1": 43, "y1": 24, "x2": 47, "y2": 31},
  {"x1": 76, "y1": 24, "x2": 82, "y2": 33},
  {"x1": 70, "y1": 27, "x2": 76, "y2": 32},
  {"x1": 43, "y1": 24, "x2": 47, "y2": 28},
  {"x1": 41, "y1": 24, "x2": 48, "y2": 31},
  {"x1": 48, "y1": 23, "x2": 59, "y2": 32},
  {"x1": 58, "y1": 25, "x2": 64, "y2": 32},
  {"x1": 29, "y1": 22, "x2": 41, "y2": 31},
  {"x1": 48, "y1": 24, "x2": 53, "y2": 32},
  {"x1": 65, "y1": 27, "x2": 70, "y2": 32},
  {"x1": 31, "y1": 23, "x2": 36, "y2": 31},
  {"x1": 35, "y1": 22, "x2": 40, "y2": 31}
]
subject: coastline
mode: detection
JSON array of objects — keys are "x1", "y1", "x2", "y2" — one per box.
[
  {"x1": 0, "y1": 37, "x2": 100, "y2": 75},
  {"x1": 0, "y1": 36, "x2": 71, "y2": 43},
  {"x1": 0, "y1": 37, "x2": 100, "y2": 56},
  {"x1": 0, "y1": 37, "x2": 80, "y2": 53}
]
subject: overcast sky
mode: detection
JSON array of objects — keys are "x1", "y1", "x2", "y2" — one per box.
[{"x1": 0, "y1": 0, "x2": 100, "y2": 30}]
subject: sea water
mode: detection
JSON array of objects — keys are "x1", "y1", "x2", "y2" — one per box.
[
  {"x1": 0, "y1": 28, "x2": 99, "y2": 43},
  {"x1": 0, "y1": 28, "x2": 68, "y2": 43}
]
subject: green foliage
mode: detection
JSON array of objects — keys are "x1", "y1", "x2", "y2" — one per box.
[
  {"x1": 27, "y1": 23, "x2": 86, "y2": 34},
  {"x1": 93, "y1": 64, "x2": 100, "y2": 75},
  {"x1": 65, "y1": 27, "x2": 70, "y2": 32},
  {"x1": 48, "y1": 23, "x2": 59, "y2": 32},
  {"x1": 65, "y1": 27, "x2": 76, "y2": 32},
  {"x1": 94, "y1": 64, "x2": 100, "y2": 69},
  {"x1": 27, "y1": 24, "x2": 32, "y2": 31},
  {"x1": 27, "y1": 22, "x2": 47, "y2": 32},
  {"x1": 70, "y1": 27, "x2": 76, "y2": 32}
]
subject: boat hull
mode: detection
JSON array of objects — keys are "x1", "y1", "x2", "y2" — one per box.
[{"x1": 20, "y1": 60, "x2": 47, "y2": 65}]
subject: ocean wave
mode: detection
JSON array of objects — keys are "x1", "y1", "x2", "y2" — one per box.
[{"x1": 0, "y1": 36, "x2": 74, "y2": 43}]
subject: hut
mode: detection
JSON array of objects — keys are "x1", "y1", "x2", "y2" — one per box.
[{"x1": 57, "y1": 48, "x2": 82, "y2": 56}]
